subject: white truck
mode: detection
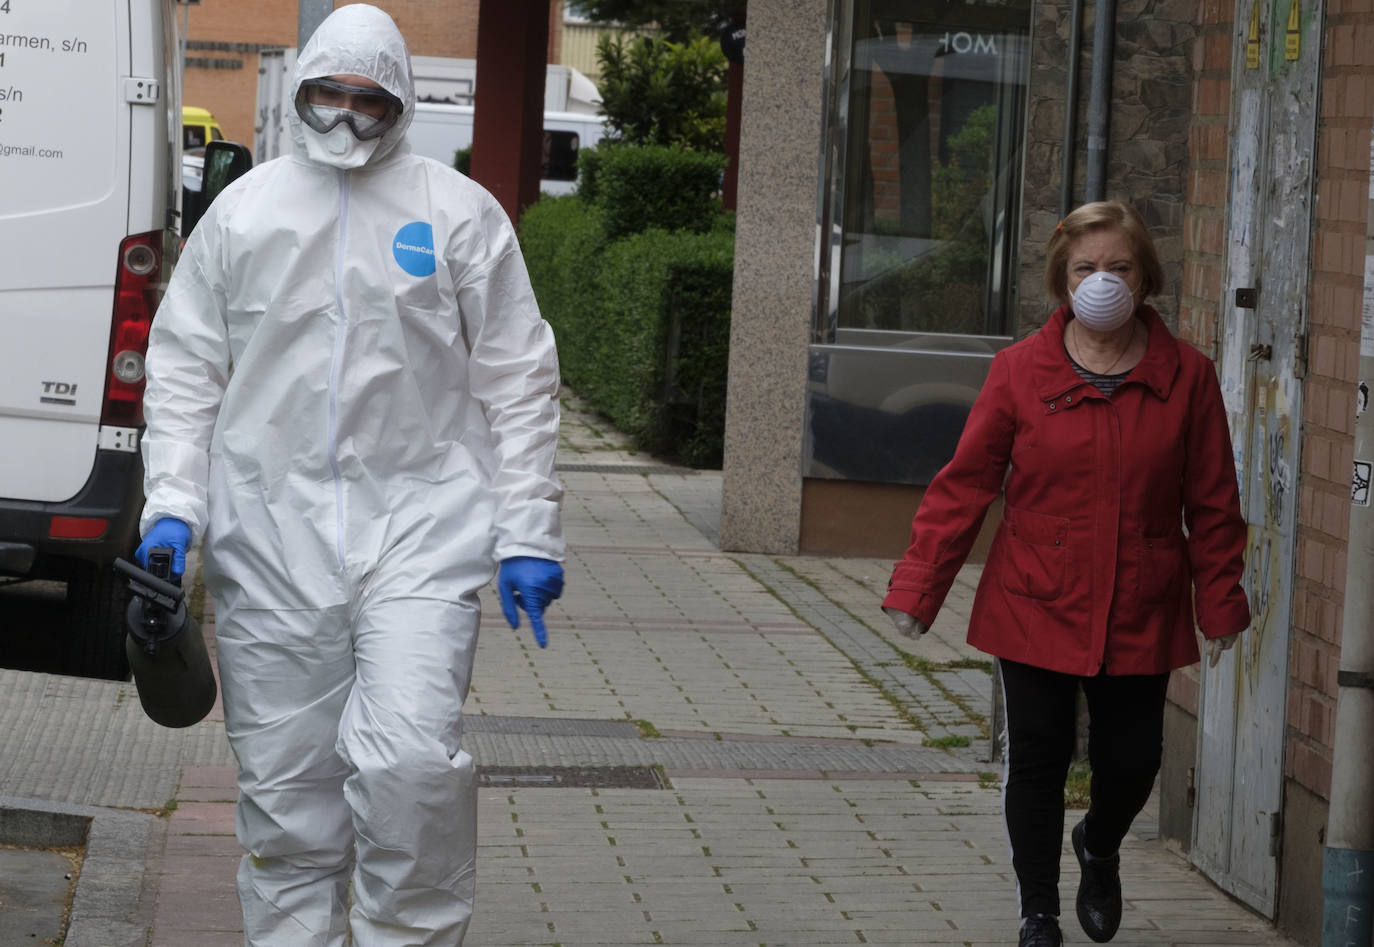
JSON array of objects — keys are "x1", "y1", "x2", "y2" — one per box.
[
  {"x1": 407, "y1": 102, "x2": 608, "y2": 195},
  {"x1": 0, "y1": 0, "x2": 247, "y2": 678}
]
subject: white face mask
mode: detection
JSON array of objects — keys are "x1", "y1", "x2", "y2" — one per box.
[
  {"x1": 301, "y1": 119, "x2": 381, "y2": 170},
  {"x1": 1069, "y1": 271, "x2": 1137, "y2": 332}
]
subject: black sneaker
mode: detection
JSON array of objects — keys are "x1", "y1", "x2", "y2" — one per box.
[
  {"x1": 1019, "y1": 913, "x2": 1063, "y2": 947},
  {"x1": 1073, "y1": 819, "x2": 1122, "y2": 942}
]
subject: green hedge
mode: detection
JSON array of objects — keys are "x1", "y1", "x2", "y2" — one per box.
[
  {"x1": 583, "y1": 142, "x2": 726, "y2": 240},
  {"x1": 520, "y1": 193, "x2": 733, "y2": 468},
  {"x1": 575, "y1": 145, "x2": 603, "y2": 203},
  {"x1": 516, "y1": 195, "x2": 610, "y2": 403},
  {"x1": 598, "y1": 227, "x2": 734, "y2": 466}
]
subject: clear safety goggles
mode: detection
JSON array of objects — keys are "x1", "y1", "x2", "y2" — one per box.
[{"x1": 295, "y1": 78, "x2": 403, "y2": 141}]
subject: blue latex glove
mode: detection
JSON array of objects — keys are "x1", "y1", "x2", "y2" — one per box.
[
  {"x1": 135, "y1": 518, "x2": 192, "y2": 579},
  {"x1": 497, "y1": 557, "x2": 564, "y2": 648}
]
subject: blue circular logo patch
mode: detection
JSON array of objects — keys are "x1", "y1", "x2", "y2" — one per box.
[{"x1": 393, "y1": 221, "x2": 437, "y2": 277}]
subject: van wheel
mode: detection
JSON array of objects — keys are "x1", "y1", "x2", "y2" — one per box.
[{"x1": 63, "y1": 561, "x2": 132, "y2": 681}]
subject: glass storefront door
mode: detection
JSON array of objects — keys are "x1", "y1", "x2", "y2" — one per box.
[{"x1": 806, "y1": 0, "x2": 1031, "y2": 484}]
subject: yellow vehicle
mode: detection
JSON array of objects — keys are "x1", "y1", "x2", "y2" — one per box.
[{"x1": 182, "y1": 105, "x2": 224, "y2": 150}]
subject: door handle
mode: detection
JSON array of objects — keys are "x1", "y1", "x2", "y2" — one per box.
[{"x1": 1247, "y1": 344, "x2": 1272, "y2": 361}]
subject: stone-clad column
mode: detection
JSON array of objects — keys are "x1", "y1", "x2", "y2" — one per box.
[{"x1": 719, "y1": 0, "x2": 829, "y2": 554}]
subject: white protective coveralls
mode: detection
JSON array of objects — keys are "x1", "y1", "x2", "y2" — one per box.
[{"x1": 139, "y1": 6, "x2": 563, "y2": 944}]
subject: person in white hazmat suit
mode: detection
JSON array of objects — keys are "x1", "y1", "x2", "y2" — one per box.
[{"x1": 134, "y1": 5, "x2": 565, "y2": 943}]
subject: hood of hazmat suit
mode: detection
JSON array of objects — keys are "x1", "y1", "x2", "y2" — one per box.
[
  {"x1": 141, "y1": 3, "x2": 563, "y2": 611},
  {"x1": 139, "y1": 5, "x2": 562, "y2": 943},
  {"x1": 289, "y1": 3, "x2": 415, "y2": 169}
]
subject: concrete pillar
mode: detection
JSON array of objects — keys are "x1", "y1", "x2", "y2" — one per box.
[
  {"x1": 471, "y1": 0, "x2": 549, "y2": 223},
  {"x1": 721, "y1": 14, "x2": 745, "y2": 213},
  {"x1": 718, "y1": 0, "x2": 828, "y2": 554}
]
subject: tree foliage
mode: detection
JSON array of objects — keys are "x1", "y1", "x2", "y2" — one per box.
[
  {"x1": 596, "y1": 34, "x2": 728, "y2": 153},
  {"x1": 568, "y1": 0, "x2": 738, "y2": 43}
]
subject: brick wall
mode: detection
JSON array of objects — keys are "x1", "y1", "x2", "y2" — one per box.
[
  {"x1": 180, "y1": 0, "x2": 560, "y2": 151},
  {"x1": 868, "y1": 74, "x2": 901, "y2": 222},
  {"x1": 180, "y1": 0, "x2": 302, "y2": 141},
  {"x1": 1287, "y1": 0, "x2": 1374, "y2": 804},
  {"x1": 1168, "y1": 0, "x2": 1235, "y2": 721},
  {"x1": 1175, "y1": 0, "x2": 1233, "y2": 362}
]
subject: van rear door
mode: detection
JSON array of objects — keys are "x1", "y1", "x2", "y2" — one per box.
[{"x1": 0, "y1": 0, "x2": 150, "y2": 503}]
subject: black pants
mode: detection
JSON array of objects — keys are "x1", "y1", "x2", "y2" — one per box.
[{"x1": 999, "y1": 658, "x2": 1170, "y2": 918}]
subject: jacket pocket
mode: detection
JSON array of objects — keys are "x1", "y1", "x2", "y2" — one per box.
[
  {"x1": 1000, "y1": 505, "x2": 1069, "y2": 601},
  {"x1": 1138, "y1": 532, "x2": 1187, "y2": 605}
]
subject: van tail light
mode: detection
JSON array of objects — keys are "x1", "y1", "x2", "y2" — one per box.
[
  {"x1": 49, "y1": 516, "x2": 109, "y2": 539},
  {"x1": 101, "y1": 231, "x2": 167, "y2": 428}
]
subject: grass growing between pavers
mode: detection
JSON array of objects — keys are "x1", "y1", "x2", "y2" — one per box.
[
  {"x1": 727, "y1": 559, "x2": 926, "y2": 734},
  {"x1": 743, "y1": 558, "x2": 994, "y2": 744},
  {"x1": 475, "y1": 778, "x2": 1027, "y2": 945},
  {"x1": 969, "y1": 764, "x2": 1091, "y2": 809},
  {"x1": 1064, "y1": 761, "x2": 1091, "y2": 808},
  {"x1": 899, "y1": 652, "x2": 991, "y2": 740}
]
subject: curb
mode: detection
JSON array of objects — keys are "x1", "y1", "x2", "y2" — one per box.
[{"x1": 0, "y1": 794, "x2": 161, "y2": 947}]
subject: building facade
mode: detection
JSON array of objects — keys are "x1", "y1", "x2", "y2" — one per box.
[{"x1": 722, "y1": 0, "x2": 1373, "y2": 942}]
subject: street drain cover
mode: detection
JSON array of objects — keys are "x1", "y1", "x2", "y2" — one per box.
[
  {"x1": 466, "y1": 715, "x2": 642, "y2": 738},
  {"x1": 477, "y1": 765, "x2": 666, "y2": 789},
  {"x1": 554, "y1": 463, "x2": 691, "y2": 475}
]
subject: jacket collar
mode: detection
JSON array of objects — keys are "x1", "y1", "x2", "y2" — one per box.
[{"x1": 1031, "y1": 304, "x2": 1180, "y2": 403}]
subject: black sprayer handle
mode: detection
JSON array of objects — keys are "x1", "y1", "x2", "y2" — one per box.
[
  {"x1": 114, "y1": 556, "x2": 186, "y2": 612},
  {"x1": 145, "y1": 548, "x2": 182, "y2": 586}
]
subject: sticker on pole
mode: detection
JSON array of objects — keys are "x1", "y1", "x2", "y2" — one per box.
[
  {"x1": 1363, "y1": 255, "x2": 1374, "y2": 356},
  {"x1": 1355, "y1": 460, "x2": 1372, "y2": 507}
]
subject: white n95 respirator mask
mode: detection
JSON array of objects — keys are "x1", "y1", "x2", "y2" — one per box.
[
  {"x1": 1069, "y1": 271, "x2": 1137, "y2": 332},
  {"x1": 301, "y1": 116, "x2": 382, "y2": 169}
]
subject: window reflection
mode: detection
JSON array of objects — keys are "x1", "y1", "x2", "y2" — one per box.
[
  {"x1": 805, "y1": 0, "x2": 1030, "y2": 485},
  {"x1": 836, "y1": 0, "x2": 1029, "y2": 337}
]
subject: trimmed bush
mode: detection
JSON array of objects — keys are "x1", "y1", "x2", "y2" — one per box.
[
  {"x1": 575, "y1": 144, "x2": 603, "y2": 203},
  {"x1": 519, "y1": 194, "x2": 734, "y2": 468},
  {"x1": 517, "y1": 195, "x2": 610, "y2": 402},
  {"x1": 593, "y1": 144, "x2": 726, "y2": 240},
  {"x1": 597, "y1": 227, "x2": 734, "y2": 467}
]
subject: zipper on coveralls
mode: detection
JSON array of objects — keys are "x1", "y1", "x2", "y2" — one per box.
[{"x1": 327, "y1": 170, "x2": 350, "y2": 571}]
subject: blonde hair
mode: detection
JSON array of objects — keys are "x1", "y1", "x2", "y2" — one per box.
[{"x1": 1044, "y1": 201, "x2": 1164, "y2": 307}]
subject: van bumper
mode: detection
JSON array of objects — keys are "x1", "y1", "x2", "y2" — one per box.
[{"x1": 0, "y1": 450, "x2": 145, "y2": 576}]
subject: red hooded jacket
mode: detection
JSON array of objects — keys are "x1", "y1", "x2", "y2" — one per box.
[{"x1": 882, "y1": 305, "x2": 1250, "y2": 676}]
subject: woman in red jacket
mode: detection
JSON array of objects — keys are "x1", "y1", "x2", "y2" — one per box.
[{"x1": 882, "y1": 201, "x2": 1250, "y2": 947}]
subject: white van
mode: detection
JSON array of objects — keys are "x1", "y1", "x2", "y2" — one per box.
[
  {"x1": 407, "y1": 103, "x2": 609, "y2": 195},
  {"x1": 0, "y1": 0, "x2": 244, "y2": 679}
]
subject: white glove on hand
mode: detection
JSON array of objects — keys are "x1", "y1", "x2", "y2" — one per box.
[
  {"x1": 1205, "y1": 632, "x2": 1240, "y2": 668},
  {"x1": 883, "y1": 607, "x2": 928, "y2": 639}
]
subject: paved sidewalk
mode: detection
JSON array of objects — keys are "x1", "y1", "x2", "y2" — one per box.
[{"x1": 0, "y1": 389, "x2": 1298, "y2": 946}]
